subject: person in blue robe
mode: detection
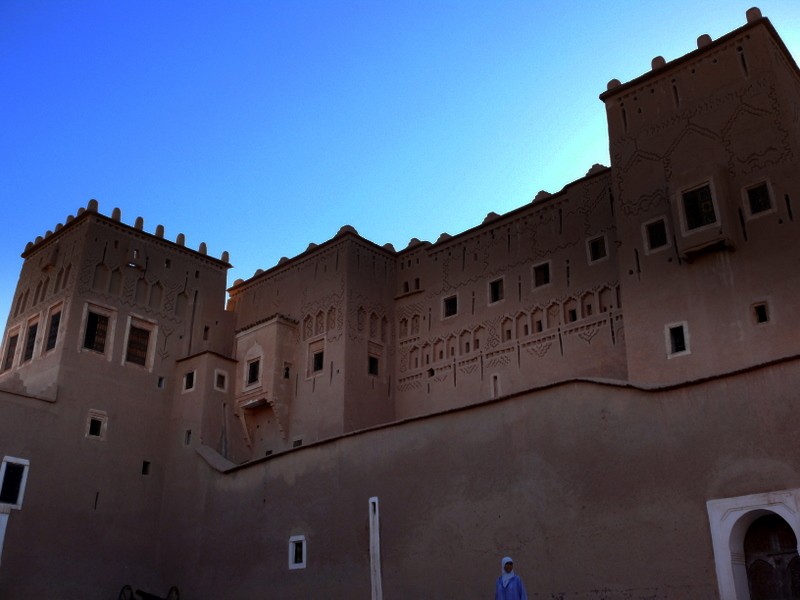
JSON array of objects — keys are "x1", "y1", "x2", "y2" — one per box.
[{"x1": 495, "y1": 556, "x2": 528, "y2": 600}]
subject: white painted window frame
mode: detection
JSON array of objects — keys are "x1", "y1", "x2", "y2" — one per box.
[
  {"x1": 1, "y1": 326, "x2": 21, "y2": 372},
  {"x1": 288, "y1": 534, "x2": 306, "y2": 570},
  {"x1": 307, "y1": 337, "x2": 325, "y2": 378},
  {"x1": 642, "y1": 216, "x2": 671, "y2": 255},
  {"x1": 21, "y1": 316, "x2": 40, "y2": 364},
  {"x1": 665, "y1": 321, "x2": 690, "y2": 358},
  {"x1": 121, "y1": 314, "x2": 157, "y2": 370},
  {"x1": 742, "y1": 179, "x2": 776, "y2": 220},
  {"x1": 85, "y1": 409, "x2": 109, "y2": 441},
  {"x1": 245, "y1": 356, "x2": 261, "y2": 388},
  {"x1": 79, "y1": 302, "x2": 117, "y2": 361},
  {"x1": 182, "y1": 370, "x2": 196, "y2": 394},
  {"x1": 0, "y1": 456, "x2": 30, "y2": 510},
  {"x1": 42, "y1": 301, "x2": 64, "y2": 355},
  {"x1": 677, "y1": 178, "x2": 721, "y2": 236},
  {"x1": 214, "y1": 368, "x2": 228, "y2": 392}
]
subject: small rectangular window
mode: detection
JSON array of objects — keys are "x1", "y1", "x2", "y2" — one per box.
[
  {"x1": 533, "y1": 263, "x2": 550, "y2": 288},
  {"x1": 2, "y1": 334, "x2": 18, "y2": 371},
  {"x1": 88, "y1": 418, "x2": 103, "y2": 437},
  {"x1": 289, "y1": 535, "x2": 307, "y2": 569},
  {"x1": 45, "y1": 310, "x2": 61, "y2": 351},
  {"x1": 667, "y1": 323, "x2": 689, "y2": 356},
  {"x1": 214, "y1": 370, "x2": 227, "y2": 391},
  {"x1": 0, "y1": 457, "x2": 29, "y2": 508},
  {"x1": 313, "y1": 351, "x2": 324, "y2": 372},
  {"x1": 645, "y1": 219, "x2": 668, "y2": 251},
  {"x1": 443, "y1": 295, "x2": 458, "y2": 318},
  {"x1": 22, "y1": 321, "x2": 38, "y2": 362},
  {"x1": 308, "y1": 339, "x2": 325, "y2": 376},
  {"x1": 489, "y1": 278, "x2": 504, "y2": 303},
  {"x1": 753, "y1": 302, "x2": 769, "y2": 324},
  {"x1": 247, "y1": 358, "x2": 261, "y2": 385},
  {"x1": 368, "y1": 355, "x2": 379, "y2": 376},
  {"x1": 85, "y1": 410, "x2": 108, "y2": 440},
  {"x1": 568, "y1": 309, "x2": 577, "y2": 322},
  {"x1": 682, "y1": 184, "x2": 717, "y2": 230},
  {"x1": 184, "y1": 371, "x2": 195, "y2": 391},
  {"x1": 141, "y1": 461, "x2": 151, "y2": 475},
  {"x1": 747, "y1": 183, "x2": 772, "y2": 215},
  {"x1": 587, "y1": 236, "x2": 607, "y2": 262},
  {"x1": 84, "y1": 311, "x2": 109, "y2": 353},
  {"x1": 125, "y1": 324, "x2": 151, "y2": 366}
]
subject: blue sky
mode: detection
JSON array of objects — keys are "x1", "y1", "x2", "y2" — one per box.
[{"x1": 2, "y1": 1, "x2": 799, "y2": 328}]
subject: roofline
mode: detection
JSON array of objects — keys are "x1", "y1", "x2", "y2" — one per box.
[
  {"x1": 397, "y1": 164, "x2": 611, "y2": 256},
  {"x1": 228, "y1": 228, "x2": 396, "y2": 293},
  {"x1": 599, "y1": 16, "x2": 800, "y2": 102},
  {"x1": 229, "y1": 165, "x2": 612, "y2": 293},
  {"x1": 21, "y1": 207, "x2": 232, "y2": 268}
]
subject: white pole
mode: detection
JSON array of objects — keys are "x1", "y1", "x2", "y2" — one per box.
[
  {"x1": 0, "y1": 507, "x2": 10, "y2": 568},
  {"x1": 369, "y1": 497, "x2": 383, "y2": 600}
]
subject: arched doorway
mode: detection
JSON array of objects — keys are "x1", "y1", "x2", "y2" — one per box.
[{"x1": 745, "y1": 513, "x2": 800, "y2": 599}]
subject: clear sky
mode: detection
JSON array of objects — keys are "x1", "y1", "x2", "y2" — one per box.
[{"x1": 2, "y1": 1, "x2": 799, "y2": 329}]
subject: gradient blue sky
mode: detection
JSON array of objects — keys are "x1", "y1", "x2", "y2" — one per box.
[{"x1": 2, "y1": 1, "x2": 799, "y2": 328}]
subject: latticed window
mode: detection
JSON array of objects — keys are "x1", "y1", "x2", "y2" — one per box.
[
  {"x1": 126, "y1": 325, "x2": 150, "y2": 366},
  {"x1": 84, "y1": 312, "x2": 109, "y2": 353},
  {"x1": 22, "y1": 322, "x2": 37, "y2": 362},
  {"x1": 45, "y1": 311, "x2": 61, "y2": 351},
  {"x1": 682, "y1": 184, "x2": 717, "y2": 230},
  {"x1": 2, "y1": 335, "x2": 18, "y2": 371}
]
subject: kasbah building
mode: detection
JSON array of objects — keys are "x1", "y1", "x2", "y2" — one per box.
[{"x1": 1, "y1": 7, "x2": 800, "y2": 600}]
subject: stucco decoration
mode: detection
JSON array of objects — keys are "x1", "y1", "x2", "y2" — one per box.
[
  {"x1": 524, "y1": 338, "x2": 554, "y2": 358},
  {"x1": 458, "y1": 357, "x2": 479, "y2": 375}
]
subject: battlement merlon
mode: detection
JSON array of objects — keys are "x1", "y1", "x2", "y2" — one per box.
[
  {"x1": 20, "y1": 199, "x2": 232, "y2": 270},
  {"x1": 599, "y1": 8, "x2": 800, "y2": 105}
]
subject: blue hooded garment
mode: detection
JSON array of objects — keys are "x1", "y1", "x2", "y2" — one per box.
[{"x1": 495, "y1": 556, "x2": 528, "y2": 600}]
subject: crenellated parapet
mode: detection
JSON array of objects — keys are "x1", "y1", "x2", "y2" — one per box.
[{"x1": 22, "y1": 199, "x2": 231, "y2": 265}]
